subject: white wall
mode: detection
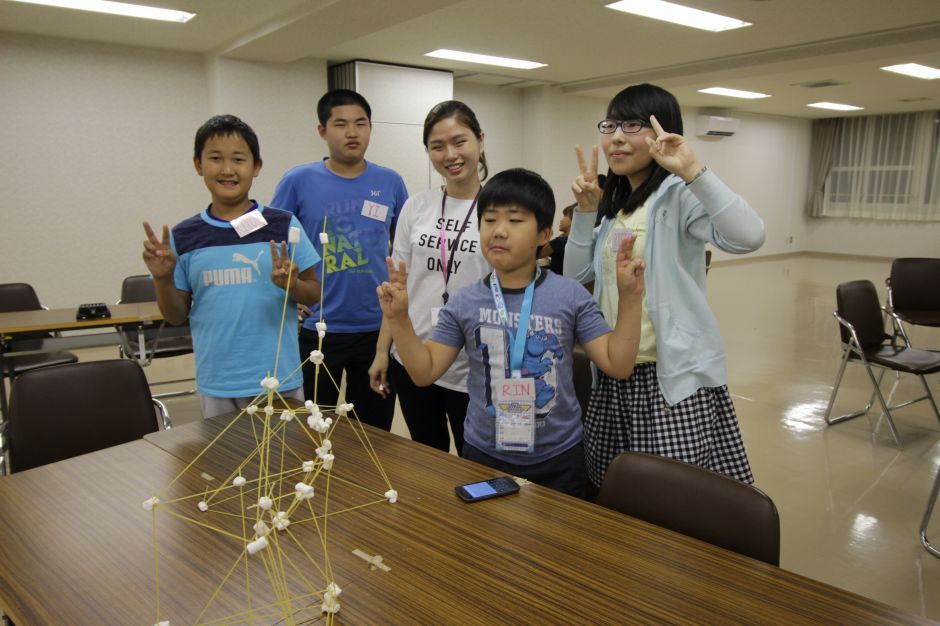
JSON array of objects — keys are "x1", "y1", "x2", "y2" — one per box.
[{"x1": 1, "y1": 33, "x2": 207, "y2": 307}]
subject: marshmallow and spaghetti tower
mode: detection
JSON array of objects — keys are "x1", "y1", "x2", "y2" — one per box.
[{"x1": 145, "y1": 224, "x2": 396, "y2": 626}]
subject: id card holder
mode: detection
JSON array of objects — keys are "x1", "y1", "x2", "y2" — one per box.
[
  {"x1": 430, "y1": 306, "x2": 442, "y2": 328},
  {"x1": 610, "y1": 228, "x2": 634, "y2": 252},
  {"x1": 494, "y1": 377, "x2": 536, "y2": 453}
]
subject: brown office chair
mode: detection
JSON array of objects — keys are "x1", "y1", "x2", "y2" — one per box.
[
  {"x1": 597, "y1": 451, "x2": 780, "y2": 566},
  {"x1": 823, "y1": 280, "x2": 940, "y2": 449},
  {"x1": 117, "y1": 274, "x2": 194, "y2": 398},
  {"x1": 0, "y1": 283, "x2": 79, "y2": 420},
  {"x1": 886, "y1": 258, "x2": 940, "y2": 344},
  {"x1": 6, "y1": 359, "x2": 170, "y2": 473}
]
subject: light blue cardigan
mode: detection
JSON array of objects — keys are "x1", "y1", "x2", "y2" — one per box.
[{"x1": 564, "y1": 169, "x2": 765, "y2": 405}]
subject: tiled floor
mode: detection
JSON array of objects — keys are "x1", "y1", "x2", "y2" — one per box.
[{"x1": 45, "y1": 253, "x2": 940, "y2": 619}]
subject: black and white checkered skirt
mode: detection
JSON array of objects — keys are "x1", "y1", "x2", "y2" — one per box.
[{"x1": 584, "y1": 363, "x2": 753, "y2": 487}]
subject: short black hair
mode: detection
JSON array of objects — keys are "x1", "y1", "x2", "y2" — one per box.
[
  {"x1": 562, "y1": 203, "x2": 576, "y2": 217},
  {"x1": 477, "y1": 168, "x2": 555, "y2": 231},
  {"x1": 194, "y1": 115, "x2": 261, "y2": 163},
  {"x1": 317, "y1": 89, "x2": 372, "y2": 126}
]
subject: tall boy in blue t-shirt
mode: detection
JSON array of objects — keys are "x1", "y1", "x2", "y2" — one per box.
[
  {"x1": 272, "y1": 89, "x2": 408, "y2": 431},
  {"x1": 143, "y1": 115, "x2": 321, "y2": 419},
  {"x1": 378, "y1": 168, "x2": 645, "y2": 497}
]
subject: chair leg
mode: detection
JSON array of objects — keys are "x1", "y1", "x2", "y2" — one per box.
[
  {"x1": 919, "y1": 375, "x2": 940, "y2": 426},
  {"x1": 825, "y1": 349, "x2": 877, "y2": 424},
  {"x1": 863, "y1": 364, "x2": 903, "y2": 450},
  {"x1": 922, "y1": 464, "x2": 940, "y2": 559}
]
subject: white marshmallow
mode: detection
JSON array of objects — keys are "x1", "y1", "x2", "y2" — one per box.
[
  {"x1": 273, "y1": 511, "x2": 291, "y2": 531},
  {"x1": 260, "y1": 376, "x2": 280, "y2": 391},
  {"x1": 309, "y1": 350, "x2": 324, "y2": 365},
  {"x1": 294, "y1": 482, "x2": 315, "y2": 500},
  {"x1": 302, "y1": 460, "x2": 315, "y2": 473},
  {"x1": 246, "y1": 405, "x2": 258, "y2": 415},
  {"x1": 280, "y1": 410, "x2": 294, "y2": 422},
  {"x1": 315, "y1": 321, "x2": 327, "y2": 332},
  {"x1": 233, "y1": 476, "x2": 247, "y2": 487},
  {"x1": 304, "y1": 399, "x2": 315, "y2": 410},
  {"x1": 319, "y1": 232, "x2": 329, "y2": 244},
  {"x1": 258, "y1": 496, "x2": 273, "y2": 510},
  {"x1": 142, "y1": 496, "x2": 160, "y2": 511},
  {"x1": 253, "y1": 520, "x2": 270, "y2": 536},
  {"x1": 197, "y1": 501, "x2": 208, "y2": 512},
  {"x1": 318, "y1": 330, "x2": 326, "y2": 339},
  {"x1": 326, "y1": 582, "x2": 342, "y2": 597},
  {"x1": 247, "y1": 536, "x2": 269, "y2": 555},
  {"x1": 288, "y1": 226, "x2": 301, "y2": 244},
  {"x1": 385, "y1": 489, "x2": 398, "y2": 504},
  {"x1": 264, "y1": 405, "x2": 275, "y2": 416},
  {"x1": 321, "y1": 453, "x2": 335, "y2": 470}
]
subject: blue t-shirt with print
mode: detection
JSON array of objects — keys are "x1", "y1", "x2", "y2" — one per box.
[
  {"x1": 272, "y1": 160, "x2": 408, "y2": 333},
  {"x1": 430, "y1": 270, "x2": 611, "y2": 465},
  {"x1": 171, "y1": 203, "x2": 320, "y2": 397}
]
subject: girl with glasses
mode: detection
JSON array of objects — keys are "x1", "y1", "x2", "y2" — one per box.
[
  {"x1": 369, "y1": 101, "x2": 491, "y2": 456},
  {"x1": 564, "y1": 83, "x2": 765, "y2": 494}
]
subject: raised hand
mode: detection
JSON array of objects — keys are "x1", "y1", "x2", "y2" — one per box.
[
  {"x1": 142, "y1": 221, "x2": 176, "y2": 279},
  {"x1": 645, "y1": 115, "x2": 704, "y2": 183},
  {"x1": 376, "y1": 257, "x2": 409, "y2": 319},
  {"x1": 572, "y1": 144, "x2": 602, "y2": 212},
  {"x1": 269, "y1": 240, "x2": 298, "y2": 290},
  {"x1": 615, "y1": 232, "x2": 646, "y2": 297}
]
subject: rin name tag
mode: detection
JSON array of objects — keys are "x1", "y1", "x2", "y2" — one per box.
[
  {"x1": 361, "y1": 200, "x2": 389, "y2": 222},
  {"x1": 231, "y1": 209, "x2": 268, "y2": 238},
  {"x1": 494, "y1": 377, "x2": 536, "y2": 453}
]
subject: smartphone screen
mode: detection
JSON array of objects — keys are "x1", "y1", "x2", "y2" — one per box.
[{"x1": 455, "y1": 476, "x2": 520, "y2": 502}]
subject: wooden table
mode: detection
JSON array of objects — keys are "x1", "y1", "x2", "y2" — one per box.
[{"x1": 0, "y1": 414, "x2": 933, "y2": 625}]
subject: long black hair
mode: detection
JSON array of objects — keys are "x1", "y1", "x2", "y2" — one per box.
[{"x1": 598, "y1": 84, "x2": 683, "y2": 221}]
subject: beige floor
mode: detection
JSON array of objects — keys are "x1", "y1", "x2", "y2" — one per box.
[{"x1": 42, "y1": 253, "x2": 940, "y2": 619}]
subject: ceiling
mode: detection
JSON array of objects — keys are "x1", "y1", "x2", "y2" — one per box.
[{"x1": 2, "y1": 0, "x2": 939, "y2": 118}]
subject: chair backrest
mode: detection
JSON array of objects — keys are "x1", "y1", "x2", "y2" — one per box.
[
  {"x1": 572, "y1": 348, "x2": 592, "y2": 420},
  {"x1": 0, "y1": 282, "x2": 42, "y2": 313},
  {"x1": 8, "y1": 359, "x2": 161, "y2": 472},
  {"x1": 121, "y1": 274, "x2": 157, "y2": 304},
  {"x1": 835, "y1": 280, "x2": 888, "y2": 349},
  {"x1": 889, "y1": 258, "x2": 940, "y2": 311},
  {"x1": 597, "y1": 452, "x2": 780, "y2": 566}
]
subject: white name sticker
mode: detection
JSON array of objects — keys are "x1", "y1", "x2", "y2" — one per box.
[
  {"x1": 430, "y1": 306, "x2": 442, "y2": 328},
  {"x1": 231, "y1": 210, "x2": 268, "y2": 238},
  {"x1": 361, "y1": 200, "x2": 389, "y2": 222},
  {"x1": 494, "y1": 377, "x2": 536, "y2": 453}
]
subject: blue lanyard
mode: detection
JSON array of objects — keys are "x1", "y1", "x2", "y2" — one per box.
[{"x1": 489, "y1": 268, "x2": 539, "y2": 378}]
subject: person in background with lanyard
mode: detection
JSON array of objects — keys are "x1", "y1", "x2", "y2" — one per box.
[
  {"x1": 565, "y1": 83, "x2": 765, "y2": 498},
  {"x1": 377, "y1": 168, "x2": 645, "y2": 498},
  {"x1": 369, "y1": 101, "x2": 491, "y2": 455}
]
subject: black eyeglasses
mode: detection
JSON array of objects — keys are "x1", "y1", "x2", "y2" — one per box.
[{"x1": 597, "y1": 119, "x2": 651, "y2": 134}]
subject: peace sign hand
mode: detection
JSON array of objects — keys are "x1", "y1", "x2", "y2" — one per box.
[
  {"x1": 142, "y1": 221, "x2": 176, "y2": 279},
  {"x1": 645, "y1": 115, "x2": 705, "y2": 183},
  {"x1": 572, "y1": 144, "x2": 602, "y2": 212},
  {"x1": 377, "y1": 257, "x2": 409, "y2": 319},
  {"x1": 615, "y1": 232, "x2": 646, "y2": 298},
  {"x1": 269, "y1": 240, "x2": 298, "y2": 290}
]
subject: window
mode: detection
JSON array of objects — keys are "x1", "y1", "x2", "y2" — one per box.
[{"x1": 819, "y1": 111, "x2": 939, "y2": 221}]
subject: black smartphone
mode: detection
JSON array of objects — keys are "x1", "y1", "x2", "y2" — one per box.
[{"x1": 455, "y1": 476, "x2": 520, "y2": 502}]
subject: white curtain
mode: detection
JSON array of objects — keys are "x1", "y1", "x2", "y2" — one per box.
[{"x1": 819, "y1": 111, "x2": 940, "y2": 222}]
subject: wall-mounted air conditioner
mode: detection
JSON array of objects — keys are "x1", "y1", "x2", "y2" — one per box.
[{"x1": 696, "y1": 115, "x2": 740, "y2": 137}]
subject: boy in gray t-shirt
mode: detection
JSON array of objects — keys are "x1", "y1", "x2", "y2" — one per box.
[{"x1": 378, "y1": 169, "x2": 644, "y2": 497}]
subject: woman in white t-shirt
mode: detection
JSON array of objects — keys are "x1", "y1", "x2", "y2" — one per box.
[{"x1": 369, "y1": 101, "x2": 491, "y2": 455}]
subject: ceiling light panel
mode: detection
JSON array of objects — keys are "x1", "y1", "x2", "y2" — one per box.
[{"x1": 606, "y1": 0, "x2": 751, "y2": 32}]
